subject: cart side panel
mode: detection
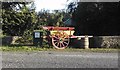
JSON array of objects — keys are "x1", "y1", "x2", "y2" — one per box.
[{"x1": 50, "y1": 30, "x2": 75, "y2": 36}]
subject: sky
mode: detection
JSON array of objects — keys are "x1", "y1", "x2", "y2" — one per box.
[{"x1": 34, "y1": 0, "x2": 72, "y2": 12}]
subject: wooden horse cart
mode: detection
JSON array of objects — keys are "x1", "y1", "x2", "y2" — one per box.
[
  {"x1": 41, "y1": 26, "x2": 92, "y2": 49},
  {"x1": 42, "y1": 26, "x2": 76, "y2": 49}
]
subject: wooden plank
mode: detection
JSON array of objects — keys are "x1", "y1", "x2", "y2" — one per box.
[
  {"x1": 70, "y1": 36, "x2": 93, "y2": 38},
  {"x1": 42, "y1": 26, "x2": 75, "y2": 30},
  {"x1": 75, "y1": 36, "x2": 93, "y2": 38}
]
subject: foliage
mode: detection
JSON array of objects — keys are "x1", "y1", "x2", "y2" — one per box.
[
  {"x1": 67, "y1": 2, "x2": 77, "y2": 14},
  {"x1": 37, "y1": 10, "x2": 69, "y2": 27},
  {"x1": 67, "y1": 2, "x2": 120, "y2": 35},
  {"x1": 2, "y1": 2, "x2": 37, "y2": 35},
  {"x1": 1, "y1": 2, "x2": 72, "y2": 44},
  {"x1": 2, "y1": 2, "x2": 38, "y2": 43}
]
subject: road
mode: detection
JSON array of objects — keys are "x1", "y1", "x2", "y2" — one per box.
[{"x1": 2, "y1": 51, "x2": 118, "y2": 68}]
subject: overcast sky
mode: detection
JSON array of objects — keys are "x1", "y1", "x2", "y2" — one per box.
[{"x1": 34, "y1": 0, "x2": 69, "y2": 12}]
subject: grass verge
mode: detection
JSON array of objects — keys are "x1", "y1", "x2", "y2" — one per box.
[{"x1": 0, "y1": 46, "x2": 119, "y2": 53}]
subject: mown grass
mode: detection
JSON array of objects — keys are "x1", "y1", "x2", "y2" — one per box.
[
  {"x1": 0, "y1": 46, "x2": 119, "y2": 53},
  {"x1": 63, "y1": 47, "x2": 119, "y2": 53},
  {"x1": 0, "y1": 46, "x2": 51, "y2": 52}
]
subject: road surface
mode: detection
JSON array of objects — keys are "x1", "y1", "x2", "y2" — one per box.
[{"x1": 2, "y1": 51, "x2": 118, "y2": 68}]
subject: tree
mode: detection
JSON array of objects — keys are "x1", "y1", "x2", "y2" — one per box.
[
  {"x1": 2, "y1": 2, "x2": 38, "y2": 43},
  {"x1": 2, "y1": 2, "x2": 37, "y2": 36},
  {"x1": 37, "y1": 10, "x2": 66, "y2": 27},
  {"x1": 69, "y1": 2, "x2": 120, "y2": 35}
]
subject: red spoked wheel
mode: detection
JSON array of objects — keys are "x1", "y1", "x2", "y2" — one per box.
[{"x1": 52, "y1": 31, "x2": 69, "y2": 49}]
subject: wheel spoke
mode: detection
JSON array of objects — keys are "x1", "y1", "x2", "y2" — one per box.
[
  {"x1": 64, "y1": 38, "x2": 68, "y2": 41},
  {"x1": 63, "y1": 41, "x2": 68, "y2": 45},
  {"x1": 54, "y1": 36, "x2": 59, "y2": 39},
  {"x1": 57, "y1": 42, "x2": 60, "y2": 47},
  {"x1": 60, "y1": 43, "x2": 62, "y2": 48},
  {"x1": 53, "y1": 39, "x2": 57, "y2": 42},
  {"x1": 54, "y1": 41, "x2": 58, "y2": 45},
  {"x1": 61, "y1": 42, "x2": 65, "y2": 47}
]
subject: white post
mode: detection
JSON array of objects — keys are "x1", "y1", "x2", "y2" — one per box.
[{"x1": 84, "y1": 35, "x2": 89, "y2": 49}]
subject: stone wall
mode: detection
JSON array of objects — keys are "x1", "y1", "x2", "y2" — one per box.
[
  {"x1": 1, "y1": 36, "x2": 22, "y2": 46},
  {"x1": 90, "y1": 36, "x2": 120, "y2": 48},
  {"x1": 2, "y1": 36, "x2": 13, "y2": 45},
  {"x1": 1, "y1": 36, "x2": 120, "y2": 48}
]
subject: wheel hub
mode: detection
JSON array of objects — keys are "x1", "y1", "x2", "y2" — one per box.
[{"x1": 59, "y1": 38, "x2": 63, "y2": 43}]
